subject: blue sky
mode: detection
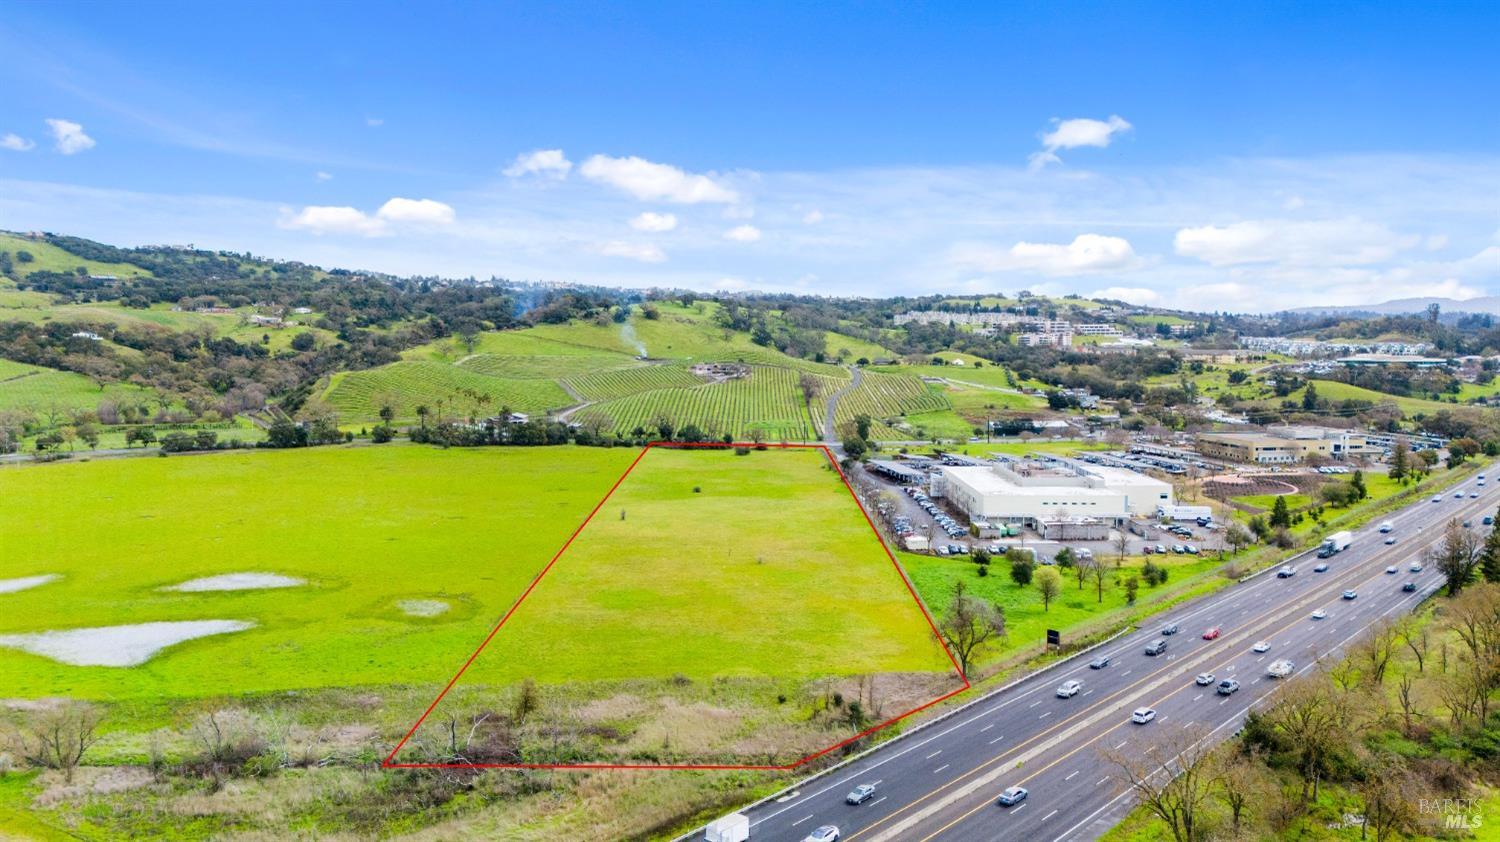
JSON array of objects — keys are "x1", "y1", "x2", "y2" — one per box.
[{"x1": 1, "y1": 1, "x2": 1496, "y2": 310}]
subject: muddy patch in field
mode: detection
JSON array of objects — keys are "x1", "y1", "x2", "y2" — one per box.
[
  {"x1": 0, "y1": 574, "x2": 60, "y2": 594},
  {"x1": 0, "y1": 620, "x2": 255, "y2": 666},
  {"x1": 397, "y1": 599, "x2": 450, "y2": 617},
  {"x1": 163, "y1": 573, "x2": 305, "y2": 592}
]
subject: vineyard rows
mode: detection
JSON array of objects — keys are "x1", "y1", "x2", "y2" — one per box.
[
  {"x1": 459, "y1": 353, "x2": 629, "y2": 381},
  {"x1": 564, "y1": 364, "x2": 705, "y2": 401},
  {"x1": 323, "y1": 361, "x2": 572, "y2": 422},
  {"x1": 570, "y1": 365, "x2": 820, "y2": 441}
]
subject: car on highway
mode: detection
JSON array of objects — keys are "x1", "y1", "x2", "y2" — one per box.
[
  {"x1": 997, "y1": 786, "x2": 1029, "y2": 807},
  {"x1": 1410, "y1": 561, "x2": 1423, "y2": 572},
  {"x1": 1056, "y1": 680, "x2": 1082, "y2": 698},
  {"x1": 1385, "y1": 537, "x2": 1397, "y2": 545},
  {"x1": 803, "y1": 825, "x2": 840, "y2": 842},
  {"x1": 1386, "y1": 566, "x2": 1398, "y2": 574},
  {"x1": 1162, "y1": 623, "x2": 1179, "y2": 636},
  {"x1": 1312, "y1": 609, "x2": 1327, "y2": 620},
  {"x1": 1195, "y1": 672, "x2": 1215, "y2": 685},
  {"x1": 1314, "y1": 562, "x2": 1329, "y2": 572},
  {"x1": 1403, "y1": 582, "x2": 1418, "y2": 592},
  {"x1": 1202, "y1": 626, "x2": 1221, "y2": 640},
  {"x1": 1343, "y1": 589, "x2": 1358, "y2": 600},
  {"x1": 1471, "y1": 492, "x2": 1480, "y2": 499},
  {"x1": 1268, "y1": 659, "x2": 1296, "y2": 678},
  {"x1": 1456, "y1": 491, "x2": 1466, "y2": 499},
  {"x1": 1252, "y1": 640, "x2": 1271, "y2": 653},
  {"x1": 1432, "y1": 495, "x2": 1443, "y2": 503},
  {"x1": 1145, "y1": 640, "x2": 1168, "y2": 656},
  {"x1": 1277, "y1": 565, "x2": 1297, "y2": 578},
  {"x1": 1217, "y1": 678, "x2": 1240, "y2": 695},
  {"x1": 845, "y1": 784, "x2": 876, "y2": 805},
  {"x1": 1131, "y1": 707, "x2": 1157, "y2": 724},
  {"x1": 1485, "y1": 516, "x2": 1494, "y2": 525},
  {"x1": 1089, "y1": 655, "x2": 1110, "y2": 669},
  {"x1": 1463, "y1": 520, "x2": 1472, "y2": 528},
  {"x1": 1379, "y1": 521, "x2": 1394, "y2": 533}
]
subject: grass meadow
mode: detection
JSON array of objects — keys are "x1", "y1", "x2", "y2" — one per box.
[{"x1": 0, "y1": 444, "x2": 953, "y2": 704}]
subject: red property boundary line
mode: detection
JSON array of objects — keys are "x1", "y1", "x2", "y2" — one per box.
[{"x1": 382, "y1": 441, "x2": 970, "y2": 770}]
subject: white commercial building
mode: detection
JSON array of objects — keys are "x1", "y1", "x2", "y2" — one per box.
[{"x1": 938, "y1": 458, "x2": 1173, "y2": 525}]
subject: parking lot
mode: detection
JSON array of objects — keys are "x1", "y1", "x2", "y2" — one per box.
[{"x1": 861, "y1": 464, "x2": 1221, "y2": 562}]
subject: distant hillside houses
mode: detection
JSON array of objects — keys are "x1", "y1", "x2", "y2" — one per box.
[
  {"x1": 894, "y1": 310, "x2": 1123, "y2": 340},
  {"x1": 1242, "y1": 336, "x2": 1433, "y2": 357}
]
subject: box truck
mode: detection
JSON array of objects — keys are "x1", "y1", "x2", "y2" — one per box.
[
  {"x1": 1157, "y1": 504, "x2": 1213, "y2": 522},
  {"x1": 705, "y1": 813, "x2": 750, "y2": 842},
  {"x1": 1317, "y1": 531, "x2": 1353, "y2": 558}
]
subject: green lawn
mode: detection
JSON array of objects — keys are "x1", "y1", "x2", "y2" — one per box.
[
  {"x1": 0, "y1": 233, "x2": 152, "y2": 280},
  {"x1": 0, "y1": 360, "x2": 163, "y2": 414},
  {"x1": 0, "y1": 444, "x2": 952, "y2": 702},
  {"x1": 905, "y1": 550, "x2": 1223, "y2": 662}
]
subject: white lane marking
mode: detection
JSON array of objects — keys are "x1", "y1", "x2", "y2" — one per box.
[
  {"x1": 792, "y1": 814, "x2": 813, "y2": 826},
  {"x1": 1039, "y1": 711, "x2": 1052, "y2": 719},
  {"x1": 1095, "y1": 776, "x2": 1109, "y2": 786},
  {"x1": 1122, "y1": 669, "x2": 1132, "y2": 677},
  {"x1": 1114, "y1": 740, "x2": 1126, "y2": 750},
  {"x1": 1043, "y1": 809, "x2": 1059, "y2": 821},
  {"x1": 1064, "y1": 770, "x2": 1079, "y2": 781},
  {"x1": 1012, "y1": 803, "x2": 1027, "y2": 814},
  {"x1": 980, "y1": 723, "x2": 995, "y2": 732},
  {"x1": 933, "y1": 764, "x2": 949, "y2": 774},
  {"x1": 871, "y1": 796, "x2": 887, "y2": 807},
  {"x1": 1082, "y1": 689, "x2": 1094, "y2": 696},
  {"x1": 1220, "y1": 697, "x2": 1229, "y2": 705},
  {"x1": 1252, "y1": 677, "x2": 1262, "y2": 684},
  {"x1": 925, "y1": 750, "x2": 942, "y2": 759},
  {"x1": 1029, "y1": 701, "x2": 1042, "y2": 708},
  {"x1": 1193, "y1": 694, "x2": 1203, "y2": 701},
  {"x1": 989, "y1": 735, "x2": 1004, "y2": 745}
]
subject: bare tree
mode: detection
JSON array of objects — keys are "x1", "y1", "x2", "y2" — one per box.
[
  {"x1": 938, "y1": 581, "x2": 1007, "y2": 676},
  {"x1": 1396, "y1": 616, "x2": 1429, "y2": 673},
  {"x1": 1091, "y1": 559, "x2": 1109, "y2": 603},
  {"x1": 1114, "y1": 529, "x2": 1130, "y2": 568},
  {"x1": 1264, "y1": 676, "x2": 1350, "y2": 802},
  {"x1": 1102, "y1": 723, "x2": 1220, "y2": 842},
  {"x1": 1358, "y1": 752, "x2": 1418, "y2": 842},
  {"x1": 1216, "y1": 746, "x2": 1267, "y2": 835},
  {"x1": 1356, "y1": 619, "x2": 1401, "y2": 686},
  {"x1": 1427, "y1": 518, "x2": 1482, "y2": 595},
  {"x1": 6, "y1": 701, "x2": 102, "y2": 784}
]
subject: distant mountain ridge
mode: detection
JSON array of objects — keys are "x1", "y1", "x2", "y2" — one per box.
[{"x1": 1289, "y1": 295, "x2": 1500, "y2": 317}]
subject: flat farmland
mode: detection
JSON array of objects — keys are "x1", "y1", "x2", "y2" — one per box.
[{"x1": 0, "y1": 445, "x2": 640, "y2": 699}]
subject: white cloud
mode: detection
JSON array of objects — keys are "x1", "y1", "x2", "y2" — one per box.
[
  {"x1": 1089, "y1": 286, "x2": 1162, "y2": 305},
  {"x1": 1425, "y1": 234, "x2": 1449, "y2": 251},
  {"x1": 629, "y1": 211, "x2": 678, "y2": 232},
  {"x1": 45, "y1": 119, "x2": 95, "y2": 155},
  {"x1": 579, "y1": 154, "x2": 739, "y2": 204},
  {"x1": 1028, "y1": 115, "x2": 1131, "y2": 169},
  {"x1": 597, "y1": 241, "x2": 666, "y2": 263},
  {"x1": 315, "y1": 171, "x2": 333, "y2": 182},
  {"x1": 376, "y1": 197, "x2": 456, "y2": 225},
  {"x1": 503, "y1": 149, "x2": 573, "y2": 179},
  {"x1": 1174, "y1": 217, "x2": 1415, "y2": 267},
  {"x1": 802, "y1": 209, "x2": 824, "y2": 224},
  {"x1": 280, "y1": 205, "x2": 385, "y2": 236},
  {"x1": 724, "y1": 224, "x2": 762, "y2": 242},
  {"x1": 280, "y1": 197, "x2": 454, "y2": 236},
  {"x1": 1, "y1": 133, "x2": 35, "y2": 152},
  {"x1": 366, "y1": 117, "x2": 384, "y2": 127},
  {"x1": 952, "y1": 233, "x2": 1141, "y2": 276},
  {"x1": 1282, "y1": 195, "x2": 1306, "y2": 211}
]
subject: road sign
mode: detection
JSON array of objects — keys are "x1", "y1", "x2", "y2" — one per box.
[{"x1": 1046, "y1": 629, "x2": 1060, "y2": 646}]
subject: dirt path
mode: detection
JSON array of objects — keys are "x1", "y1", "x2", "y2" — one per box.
[
  {"x1": 554, "y1": 379, "x2": 594, "y2": 423},
  {"x1": 822, "y1": 366, "x2": 863, "y2": 444}
]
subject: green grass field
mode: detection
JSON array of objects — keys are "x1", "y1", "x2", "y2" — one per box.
[
  {"x1": 321, "y1": 360, "x2": 574, "y2": 422},
  {"x1": 431, "y1": 447, "x2": 953, "y2": 691},
  {"x1": 0, "y1": 233, "x2": 152, "y2": 280},
  {"x1": 0, "y1": 444, "x2": 952, "y2": 703},
  {"x1": 0, "y1": 360, "x2": 161, "y2": 414}
]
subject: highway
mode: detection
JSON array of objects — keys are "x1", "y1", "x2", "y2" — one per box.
[{"x1": 722, "y1": 462, "x2": 1497, "y2": 842}]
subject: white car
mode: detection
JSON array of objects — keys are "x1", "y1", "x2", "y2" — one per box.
[
  {"x1": 803, "y1": 826, "x2": 840, "y2": 842},
  {"x1": 1252, "y1": 640, "x2": 1271, "y2": 653},
  {"x1": 1131, "y1": 707, "x2": 1157, "y2": 724},
  {"x1": 1386, "y1": 565, "x2": 1398, "y2": 574},
  {"x1": 1195, "y1": 672, "x2": 1215, "y2": 686},
  {"x1": 1343, "y1": 589, "x2": 1358, "y2": 600},
  {"x1": 997, "y1": 786, "x2": 1029, "y2": 806},
  {"x1": 1312, "y1": 609, "x2": 1327, "y2": 620},
  {"x1": 1410, "y1": 562, "x2": 1423, "y2": 572},
  {"x1": 1056, "y1": 680, "x2": 1083, "y2": 698},
  {"x1": 1432, "y1": 495, "x2": 1443, "y2": 503}
]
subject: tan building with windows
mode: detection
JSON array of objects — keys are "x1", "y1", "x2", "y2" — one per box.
[{"x1": 1196, "y1": 426, "x2": 1374, "y2": 464}]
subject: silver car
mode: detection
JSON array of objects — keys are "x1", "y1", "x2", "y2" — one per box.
[{"x1": 1056, "y1": 679, "x2": 1082, "y2": 698}]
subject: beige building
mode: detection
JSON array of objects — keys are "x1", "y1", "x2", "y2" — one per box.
[
  {"x1": 1196, "y1": 426, "x2": 1374, "y2": 464},
  {"x1": 938, "y1": 458, "x2": 1173, "y2": 524}
]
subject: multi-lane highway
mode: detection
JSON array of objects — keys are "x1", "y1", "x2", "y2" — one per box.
[{"x1": 718, "y1": 463, "x2": 1497, "y2": 842}]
